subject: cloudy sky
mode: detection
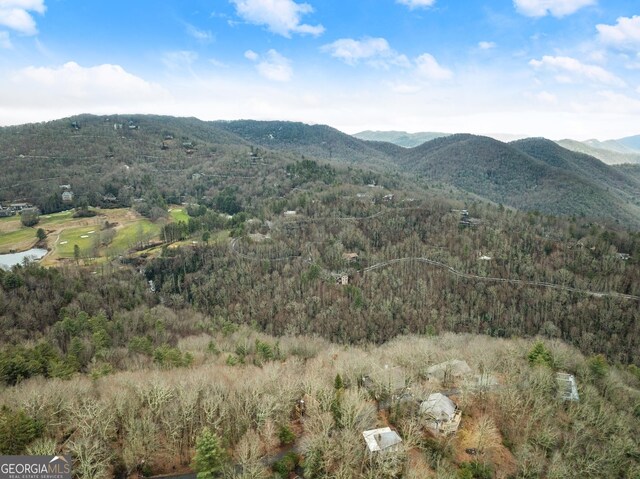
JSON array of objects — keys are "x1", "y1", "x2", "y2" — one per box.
[{"x1": 0, "y1": 0, "x2": 639, "y2": 139}]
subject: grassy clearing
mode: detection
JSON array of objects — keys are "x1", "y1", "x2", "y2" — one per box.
[
  {"x1": 168, "y1": 207, "x2": 189, "y2": 223},
  {"x1": 2, "y1": 206, "x2": 214, "y2": 262},
  {"x1": 0, "y1": 227, "x2": 37, "y2": 253},
  {"x1": 56, "y1": 226, "x2": 101, "y2": 258},
  {"x1": 40, "y1": 210, "x2": 75, "y2": 226},
  {"x1": 109, "y1": 219, "x2": 161, "y2": 253}
]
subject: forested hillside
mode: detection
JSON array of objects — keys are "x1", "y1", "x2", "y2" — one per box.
[
  {"x1": 1, "y1": 115, "x2": 640, "y2": 478},
  {"x1": 393, "y1": 134, "x2": 640, "y2": 227}
]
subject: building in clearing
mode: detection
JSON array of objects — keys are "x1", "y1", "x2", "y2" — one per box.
[
  {"x1": 426, "y1": 360, "x2": 472, "y2": 385},
  {"x1": 556, "y1": 373, "x2": 579, "y2": 402},
  {"x1": 420, "y1": 393, "x2": 462, "y2": 436},
  {"x1": 61, "y1": 191, "x2": 74, "y2": 203},
  {"x1": 343, "y1": 252, "x2": 359, "y2": 262},
  {"x1": 362, "y1": 427, "x2": 403, "y2": 454}
]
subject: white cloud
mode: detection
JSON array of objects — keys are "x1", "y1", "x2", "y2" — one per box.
[
  {"x1": 246, "y1": 49, "x2": 293, "y2": 82},
  {"x1": 478, "y1": 41, "x2": 496, "y2": 50},
  {"x1": 0, "y1": 31, "x2": 11, "y2": 48},
  {"x1": 162, "y1": 51, "x2": 198, "y2": 70},
  {"x1": 209, "y1": 58, "x2": 228, "y2": 68},
  {"x1": 321, "y1": 37, "x2": 410, "y2": 68},
  {"x1": 186, "y1": 24, "x2": 213, "y2": 43},
  {"x1": 0, "y1": 0, "x2": 45, "y2": 35},
  {"x1": 597, "y1": 16, "x2": 640, "y2": 50},
  {"x1": 415, "y1": 53, "x2": 452, "y2": 80},
  {"x1": 513, "y1": 0, "x2": 594, "y2": 18},
  {"x1": 396, "y1": 0, "x2": 435, "y2": 9},
  {"x1": 530, "y1": 55, "x2": 625, "y2": 87},
  {"x1": 230, "y1": 0, "x2": 324, "y2": 37},
  {"x1": 3, "y1": 62, "x2": 169, "y2": 115},
  {"x1": 244, "y1": 49, "x2": 258, "y2": 61}
]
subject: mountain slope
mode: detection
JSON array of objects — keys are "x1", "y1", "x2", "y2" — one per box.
[
  {"x1": 557, "y1": 139, "x2": 640, "y2": 165},
  {"x1": 616, "y1": 134, "x2": 640, "y2": 151},
  {"x1": 511, "y1": 138, "x2": 640, "y2": 193},
  {"x1": 212, "y1": 120, "x2": 394, "y2": 168},
  {"x1": 393, "y1": 134, "x2": 640, "y2": 226},
  {"x1": 352, "y1": 130, "x2": 449, "y2": 147},
  {"x1": 583, "y1": 138, "x2": 640, "y2": 154}
]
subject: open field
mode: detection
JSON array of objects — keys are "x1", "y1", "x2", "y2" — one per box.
[
  {"x1": 108, "y1": 219, "x2": 160, "y2": 253},
  {"x1": 0, "y1": 208, "x2": 167, "y2": 264},
  {"x1": 168, "y1": 207, "x2": 189, "y2": 223},
  {"x1": 0, "y1": 206, "x2": 232, "y2": 266},
  {"x1": 55, "y1": 225, "x2": 102, "y2": 258},
  {"x1": 0, "y1": 227, "x2": 38, "y2": 253}
]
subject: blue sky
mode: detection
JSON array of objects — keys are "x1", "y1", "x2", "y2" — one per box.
[{"x1": 0, "y1": 0, "x2": 639, "y2": 139}]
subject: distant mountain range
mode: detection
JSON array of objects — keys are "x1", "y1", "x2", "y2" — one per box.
[
  {"x1": 356, "y1": 129, "x2": 640, "y2": 166},
  {"x1": 352, "y1": 130, "x2": 449, "y2": 147},
  {"x1": 1, "y1": 115, "x2": 639, "y2": 229},
  {"x1": 377, "y1": 133, "x2": 640, "y2": 227}
]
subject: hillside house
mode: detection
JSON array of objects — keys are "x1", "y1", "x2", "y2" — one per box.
[
  {"x1": 284, "y1": 210, "x2": 297, "y2": 217},
  {"x1": 617, "y1": 253, "x2": 631, "y2": 261},
  {"x1": 426, "y1": 360, "x2": 472, "y2": 385},
  {"x1": 556, "y1": 373, "x2": 579, "y2": 402},
  {"x1": 59, "y1": 184, "x2": 71, "y2": 190},
  {"x1": 361, "y1": 365, "x2": 409, "y2": 405},
  {"x1": 103, "y1": 194, "x2": 117, "y2": 203},
  {"x1": 343, "y1": 252, "x2": 359, "y2": 262},
  {"x1": 9, "y1": 203, "x2": 32, "y2": 212},
  {"x1": 420, "y1": 393, "x2": 462, "y2": 436},
  {"x1": 0, "y1": 207, "x2": 15, "y2": 217},
  {"x1": 334, "y1": 274, "x2": 349, "y2": 286},
  {"x1": 383, "y1": 194, "x2": 394, "y2": 202},
  {"x1": 62, "y1": 191, "x2": 74, "y2": 203},
  {"x1": 362, "y1": 428, "x2": 403, "y2": 454}
]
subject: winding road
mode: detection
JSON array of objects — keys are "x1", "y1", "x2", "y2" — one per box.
[{"x1": 228, "y1": 207, "x2": 640, "y2": 302}]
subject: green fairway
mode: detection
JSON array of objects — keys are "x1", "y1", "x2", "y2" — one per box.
[
  {"x1": 40, "y1": 210, "x2": 75, "y2": 226},
  {"x1": 168, "y1": 207, "x2": 189, "y2": 223},
  {"x1": 56, "y1": 226, "x2": 101, "y2": 258},
  {"x1": 109, "y1": 219, "x2": 161, "y2": 253},
  {"x1": 0, "y1": 227, "x2": 37, "y2": 252}
]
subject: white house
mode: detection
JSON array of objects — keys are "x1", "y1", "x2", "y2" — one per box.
[
  {"x1": 556, "y1": 373, "x2": 579, "y2": 402},
  {"x1": 420, "y1": 393, "x2": 462, "y2": 435},
  {"x1": 362, "y1": 427, "x2": 403, "y2": 454}
]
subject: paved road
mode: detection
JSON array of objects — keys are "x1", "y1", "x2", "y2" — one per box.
[{"x1": 361, "y1": 257, "x2": 640, "y2": 301}]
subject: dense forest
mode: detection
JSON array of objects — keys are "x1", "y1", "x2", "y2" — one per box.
[{"x1": 0, "y1": 115, "x2": 639, "y2": 478}]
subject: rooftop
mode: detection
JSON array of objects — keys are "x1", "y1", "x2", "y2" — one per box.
[{"x1": 362, "y1": 427, "x2": 402, "y2": 453}]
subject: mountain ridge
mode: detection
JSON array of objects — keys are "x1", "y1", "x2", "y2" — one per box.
[{"x1": 1, "y1": 114, "x2": 639, "y2": 229}]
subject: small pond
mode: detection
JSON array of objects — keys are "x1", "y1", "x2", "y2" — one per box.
[{"x1": 0, "y1": 248, "x2": 48, "y2": 270}]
